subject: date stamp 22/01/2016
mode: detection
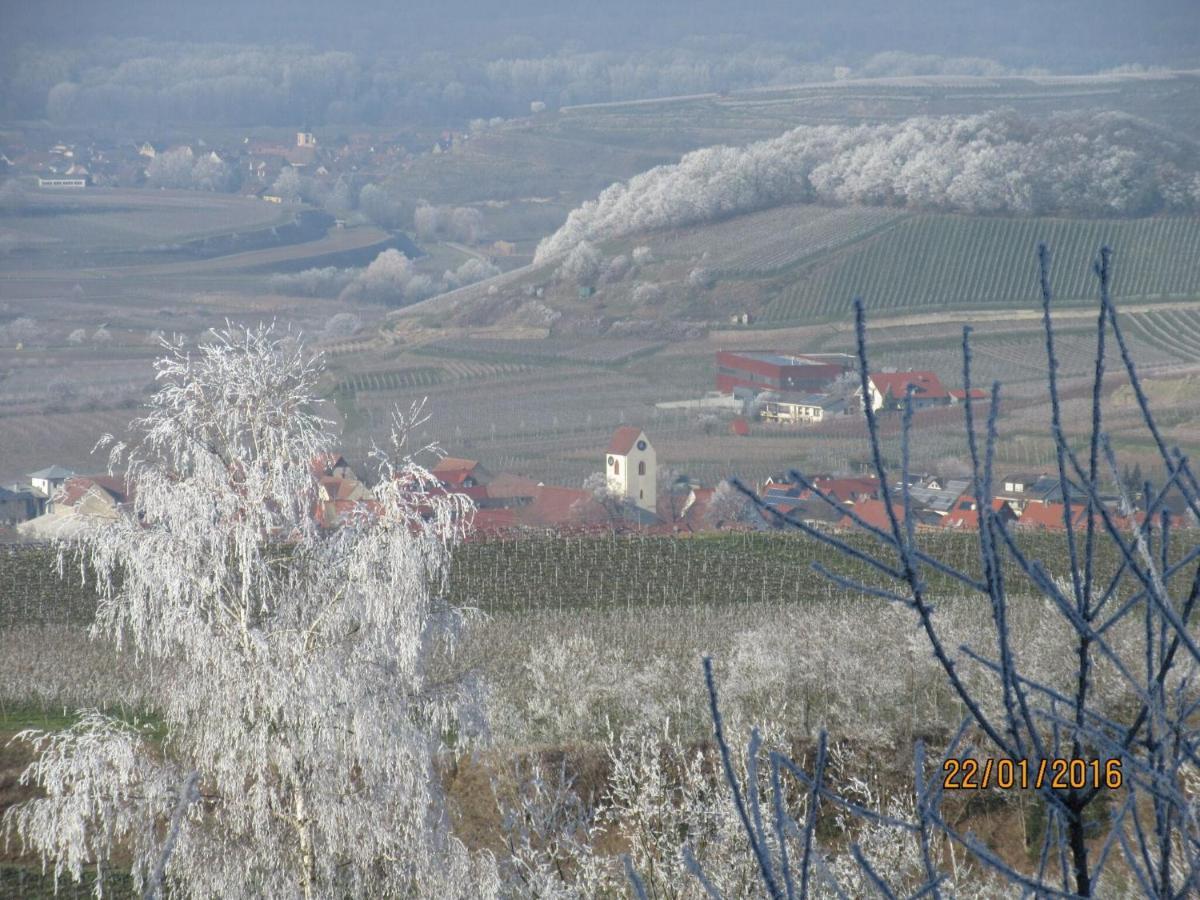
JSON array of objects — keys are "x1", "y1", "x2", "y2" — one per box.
[{"x1": 943, "y1": 757, "x2": 1123, "y2": 791}]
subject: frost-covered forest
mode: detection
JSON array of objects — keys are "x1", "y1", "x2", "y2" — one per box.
[
  {"x1": 536, "y1": 111, "x2": 1200, "y2": 260},
  {"x1": 5, "y1": 0, "x2": 1198, "y2": 126},
  {"x1": 0, "y1": 41, "x2": 1026, "y2": 126}
]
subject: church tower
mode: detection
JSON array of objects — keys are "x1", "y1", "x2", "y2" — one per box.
[{"x1": 606, "y1": 427, "x2": 656, "y2": 514}]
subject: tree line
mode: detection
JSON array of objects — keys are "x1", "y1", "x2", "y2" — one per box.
[
  {"x1": 536, "y1": 110, "x2": 1200, "y2": 261},
  {"x1": 0, "y1": 38, "x2": 1029, "y2": 126}
]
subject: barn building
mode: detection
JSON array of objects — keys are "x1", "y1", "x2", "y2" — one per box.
[{"x1": 715, "y1": 351, "x2": 853, "y2": 396}]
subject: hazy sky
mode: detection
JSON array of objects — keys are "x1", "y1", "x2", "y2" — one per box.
[{"x1": 1, "y1": 0, "x2": 1197, "y2": 68}]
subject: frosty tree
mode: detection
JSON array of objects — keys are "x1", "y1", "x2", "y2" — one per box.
[
  {"x1": 4, "y1": 325, "x2": 496, "y2": 898},
  {"x1": 705, "y1": 479, "x2": 761, "y2": 530}
]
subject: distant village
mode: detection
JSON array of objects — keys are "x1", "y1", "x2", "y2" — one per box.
[
  {"x1": 2, "y1": 349, "x2": 1188, "y2": 540},
  {"x1": 1, "y1": 128, "x2": 468, "y2": 201}
]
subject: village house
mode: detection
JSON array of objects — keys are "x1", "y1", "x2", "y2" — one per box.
[
  {"x1": 837, "y1": 498, "x2": 942, "y2": 531},
  {"x1": 761, "y1": 474, "x2": 880, "y2": 506},
  {"x1": 28, "y1": 465, "x2": 75, "y2": 513},
  {"x1": 858, "y1": 371, "x2": 950, "y2": 412},
  {"x1": 431, "y1": 457, "x2": 492, "y2": 489},
  {"x1": 940, "y1": 497, "x2": 1020, "y2": 529},
  {"x1": 902, "y1": 477, "x2": 972, "y2": 517},
  {"x1": 314, "y1": 476, "x2": 373, "y2": 528},
  {"x1": 17, "y1": 475, "x2": 130, "y2": 539},
  {"x1": 994, "y1": 472, "x2": 1086, "y2": 512},
  {"x1": 758, "y1": 392, "x2": 848, "y2": 424},
  {"x1": 479, "y1": 472, "x2": 539, "y2": 506},
  {"x1": 666, "y1": 485, "x2": 716, "y2": 531},
  {"x1": 0, "y1": 485, "x2": 40, "y2": 525},
  {"x1": 1015, "y1": 501, "x2": 1094, "y2": 531},
  {"x1": 307, "y1": 454, "x2": 376, "y2": 528},
  {"x1": 948, "y1": 388, "x2": 989, "y2": 404}
]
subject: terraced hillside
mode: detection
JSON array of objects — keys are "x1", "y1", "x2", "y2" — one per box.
[
  {"x1": 761, "y1": 214, "x2": 1200, "y2": 322},
  {"x1": 400, "y1": 210, "x2": 1200, "y2": 331}
]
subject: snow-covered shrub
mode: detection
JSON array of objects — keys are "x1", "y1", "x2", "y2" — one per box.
[
  {"x1": 631, "y1": 282, "x2": 665, "y2": 306},
  {"x1": 557, "y1": 240, "x2": 603, "y2": 286}
]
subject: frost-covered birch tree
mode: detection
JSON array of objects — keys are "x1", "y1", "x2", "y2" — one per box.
[{"x1": 4, "y1": 325, "x2": 497, "y2": 898}]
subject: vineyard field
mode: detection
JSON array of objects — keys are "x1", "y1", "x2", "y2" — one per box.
[
  {"x1": 445, "y1": 530, "x2": 1132, "y2": 617},
  {"x1": 0, "y1": 531, "x2": 1119, "y2": 625},
  {"x1": 763, "y1": 214, "x2": 1200, "y2": 322},
  {"x1": 418, "y1": 337, "x2": 665, "y2": 365},
  {"x1": 334, "y1": 359, "x2": 542, "y2": 395},
  {"x1": 1124, "y1": 308, "x2": 1200, "y2": 363},
  {"x1": 649, "y1": 204, "x2": 907, "y2": 275}
]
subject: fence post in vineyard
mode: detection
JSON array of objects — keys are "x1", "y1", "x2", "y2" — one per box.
[{"x1": 657, "y1": 247, "x2": 1200, "y2": 898}]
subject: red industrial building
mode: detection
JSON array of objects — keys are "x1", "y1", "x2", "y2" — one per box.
[{"x1": 715, "y1": 350, "x2": 854, "y2": 395}]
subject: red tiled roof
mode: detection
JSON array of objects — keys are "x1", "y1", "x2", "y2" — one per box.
[
  {"x1": 839, "y1": 498, "x2": 906, "y2": 531},
  {"x1": 432, "y1": 457, "x2": 482, "y2": 488},
  {"x1": 941, "y1": 497, "x2": 1017, "y2": 530},
  {"x1": 57, "y1": 475, "x2": 129, "y2": 508},
  {"x1": 870, "y1": 371, "x2": 948, "y2": 401},
  {"x1": 486, "y1": 473, "x2": 540, "y2": 499},
  {"x1": 1016, "y1": 502, "x2": 1165, "y2": 532},
  {"x1": 454, "y1": 485, "x2": 490, "y2": 502},
  {"x1": 608, "y1": 427, "x2": 643, "y2": 455},
  {"x1": 657, "y1": 486, "x2": 715, "y2": 531},
  {"x1": 519, "y1": 486, "x2": 599, "y2": 527},
  {"x1": 436, "y1": 468, "x2": 476, "y2": 487},
  {"x1": 941, "y1": 507, "x2": 980, "y2": 529},
  {"x1": 949, "y1": 388, "x2": 988, "y2": 400},
  {"x1": 1016, "y1": 502, "x2": 1080, "y2": 530},
  {"x1": 813, "y1": 476, "x2": 880, "y2": 503},
  {"x1": 432, "y1": 457, "x2": 478, "y2": 474},
  {"x1": 470, "y1": 507, "x2": 519, "y2": 534}
]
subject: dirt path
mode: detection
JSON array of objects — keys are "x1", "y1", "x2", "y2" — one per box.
[{"x1": 444, "y1": 241, "x2": 491, "y2": 262}]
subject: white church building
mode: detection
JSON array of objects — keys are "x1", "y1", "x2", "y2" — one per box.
[{"x1": 606, "y1": 427, "x2": 656, "y2": 514}]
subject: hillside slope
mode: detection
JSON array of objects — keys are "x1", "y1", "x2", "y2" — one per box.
[{"x1": 393, "y1": 206, "x2": 1200, "y2": 330}]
